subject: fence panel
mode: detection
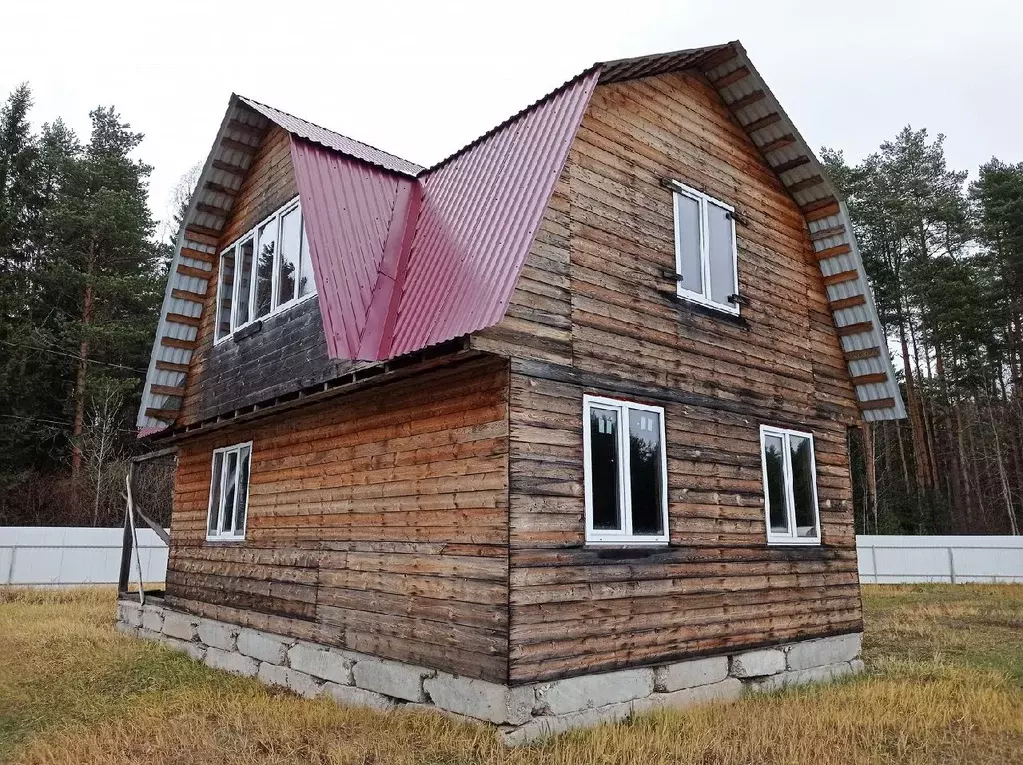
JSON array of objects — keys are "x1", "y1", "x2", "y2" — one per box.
[
  {"x1": 2, "y1": 529, "x2": 1020, "y2": 586},
  {"x1": 0, "y1": 527, "x2": 167, "y2": 586},
  {"x1": 857, "y1": 535, "x2": 1023, "y2": 584}
]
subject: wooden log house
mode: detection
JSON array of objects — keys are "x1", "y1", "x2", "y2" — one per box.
[{"x1": 123, "y1": 41, "x2": 905, "y2": 738}]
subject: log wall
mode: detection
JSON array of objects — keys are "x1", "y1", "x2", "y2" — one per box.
[
  {"x1": 165, "y1": 68, "x2": 864, "y2": 687},
  {"x1": 179, "y1": 125, "x2": 357, "y2": 427},
  {"x1": 165, "y1": 355, "x2": 511, "y2": 682},
  {"x1": 474, "y1": 72, "x2": 863, "y2": 683}
]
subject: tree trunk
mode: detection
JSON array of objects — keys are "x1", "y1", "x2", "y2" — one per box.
[
  {"x1": 953, "y1": 400, "x2": 979, "y2": 530},
  {"x1": 898, "y1": 315, "x2": 930, "y2": 495},
  {"x1": 71, "y1": 236, "x2": 96, "y2": 477},
  {"x1": 933, "y1": 342, "x2": 961, "y2": 525},
  {"x1": 896, "y1": 419, "x2": 912, "y2": 505},
  {"x1": 985, "y1": 394, "x2": 1020, "y2": 535},
  {"x1": 910, "y1": 319, "x2": 942, "y2": 498},
  {"x1": 965, "y1": 403, "x2": 990, "y2": 532},
  {"x1": 862, "y1": 421, "x2": 878, "y2": 534}
]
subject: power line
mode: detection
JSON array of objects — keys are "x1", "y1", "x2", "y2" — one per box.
[
  {"x1": 0, "y1": 338, "x2": 148, "y2": 374},
  {"x1": 0, "y1": 413, "x2": 69, "y2": 428},
  {"x1": 0, "y1": 413, "x2": 140, "y2": 435}
]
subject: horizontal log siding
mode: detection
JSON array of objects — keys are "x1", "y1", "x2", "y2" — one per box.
[
  {"x1": 165, "y1": 356, "x2": 511, "y2": 682},
  {"x1": 494, "y1": 72, "x2": 862, "y2": 683},
  {"x1": 507, "y1": 371, "x2": 859, "y2": 682}
]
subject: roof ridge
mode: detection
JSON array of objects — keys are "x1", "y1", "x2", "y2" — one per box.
[
  {"x1": 234, "y1": 44, "x2": 739, "y2": 180},
  {"x1": 595, "y1": 40, "x2": 736, "y2": 71},
  {"x1": 421, "y1": 65, "x2": 602, "y2": 175},
  {"x1": 236, "y1": 93, "x2": 425, "y2": 176}
]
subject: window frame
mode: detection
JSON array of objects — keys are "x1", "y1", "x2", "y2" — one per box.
[
  {"x1": 582, "y1": 394, "x2": 670, "y2": 546},
  {"x1": 205, "y1": 441, "x2": 252, "y2": 542},
  {"x1": 214, "y1": 197, "x2": 317, "y2": 344},
  {"x1": 759, "y1": 425, "x2": 822, "y2": 546},
  {"x1": 669, "y1": 180, "x2": 740, "y2": 316}
]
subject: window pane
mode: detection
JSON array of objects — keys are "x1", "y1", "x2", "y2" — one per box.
[
  {"x1": 234, "y1": 239, "x2": 254, "y2": 328},
  {"x1": 278, "y1": 207, "x2": 300, "y2": 306},
  {"x1": 235, "y1": 446, "x2": 250, "y2": 535},
  {"x1": 208, "y1": 453, "x2": 224, "y2": 535},
  {"x1": 222, "y1": 450, "x2": 238, "y2": 534},
  {"x1": 764, "y1": 434, "x2": 789, "y2": 534},
  {"x1": 706, "y1": 201, "x2": 736, "y2": 307},
  {"x1": 629, "y1": 409, "x2": 664, "y2": 536},
  {"x1": 298, "y1": 220, "x2": 315, "y2": 298},
  {"x1": 216, "y1": 248, "x2": 234, "y2": 341},
  {"x1": 589, "y1": 407, "x2": 621, "y2": 531},
  {"x1": 254, "y1": 221, "x2": 276, "y2": 318},
  {"x1": 674, "y1": 192, "x2": 702, "y2": 295},
  {"x1": 790, "y1": 435, "x2": 818, "y2": 537}
]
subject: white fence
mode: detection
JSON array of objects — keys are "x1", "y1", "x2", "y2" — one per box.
[
  {"x1": 0, "y1": 527, "x2": 167, "y2": 586},
  {"x1": 1, "y1": 528, "x2": 1020, "y2": 587},
  {"x1": 857, "y1": 535, "x2": 1023, "y2": 584}
]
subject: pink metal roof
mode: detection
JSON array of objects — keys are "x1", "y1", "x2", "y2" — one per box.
[
  {"x1": 388, "y1": 70, "x2": 599, "y2": 357},
  {"x1": 242, "y1": 96, "x2": 423, "y2": 177},
  {"x1": 289, "y1": 69, "x2": 599, "y2": 361},
  {"x1": 290, "y1": 140, "x2": 401, "y2": 357}
]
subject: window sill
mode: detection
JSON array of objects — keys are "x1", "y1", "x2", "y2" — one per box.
[
  {"x1": 232, "y1": 320, "x2": 263, "y2": 342},
  {"x1": 767, "y1": 538, "x2": 822, "y2": 547},
  {"x1": 673, "y1": 295, "x2": 750, "y2": 329},
  {"x1": 205, "y1": 535, "x2": 245, "y2": 544},
  {"x1": 585, "y1": 538, "x2": 669, "y2": 548}
]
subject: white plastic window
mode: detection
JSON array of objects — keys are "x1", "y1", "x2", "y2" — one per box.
[
  {"x1": 214, "y1": 198, "x2": 316, "y2": 343},
  {"x1": 671, "y1": 181, "x2": 740, "y2": 314},
  {"x1": 583, "y1": 395, "x2": 669, "y2": 545},
  {"x1": 760, "y1": 426, "x2": 821, "y2": 545},
  {"x1": 206, "y1": 442, "x2": 251, "y2": 541}
]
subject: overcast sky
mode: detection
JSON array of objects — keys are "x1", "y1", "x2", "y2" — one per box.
[{"x1": 3, "y1": 0, "x2": 1020, "y2": 235}]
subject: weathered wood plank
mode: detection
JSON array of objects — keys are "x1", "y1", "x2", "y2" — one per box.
[
  {"x1": 486, "y1": 70, "x2": 864, "y2": 684},
  {"x1": 166, "y1": 357, "x2": 512, "y2": 683}
]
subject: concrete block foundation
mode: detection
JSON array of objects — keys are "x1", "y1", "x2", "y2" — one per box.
[{"x1": 115, "y1": 598, "x2": 864, "y2": 745}]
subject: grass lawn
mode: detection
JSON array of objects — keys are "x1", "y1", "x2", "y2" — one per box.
[{"x1": 0, "y1": 586, "x2": 1020, "y2": 764}]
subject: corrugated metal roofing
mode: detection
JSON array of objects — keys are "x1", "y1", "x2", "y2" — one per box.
[
  {"x1": 286, "y1": 69, "x2": 599, "y2": 362},
  {"x1": 387, "y1": 70, "x2": 600, "y2": 358},
  {"x1": 598, "y1": 43, "x2": 734, "y2": 84},
  {"x1": 138, "y1": 42, "x2": 906, "y2": 434},
  {"x1": 239, "y1": 96, "x2": 424, "y2": 177},
  {"x1": 290, "y1": 140, "x2": 401, "y2": 357}
]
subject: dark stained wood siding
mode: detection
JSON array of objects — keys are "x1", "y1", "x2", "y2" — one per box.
[
  {"x1": 471, "y1": 71, "x2": 863, "y2": 683},
  {"x1": 165, "y1": 356, "x2": 511, "y2": 682},
  {"x1": 506, "y1": 369, "x2": 860, "y2": 683},
  {"x1": 179, "y1": 125, "x2": 358, "y2": 427}
]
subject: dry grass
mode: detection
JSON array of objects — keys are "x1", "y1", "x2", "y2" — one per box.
[{"x1": 0, "y1": 585, "x2": 1020, "y2": 764}]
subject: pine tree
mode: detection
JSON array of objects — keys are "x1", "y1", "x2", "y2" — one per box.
[
  {"x1": 0, "y1": 84, "x2": 58, "y2": 477},
  {"x1": 0, "y1": 84, "x2": 39, "y2": 274},
  {"x1": 39, "y1": 107, "x2": 161, "y2": 475}
]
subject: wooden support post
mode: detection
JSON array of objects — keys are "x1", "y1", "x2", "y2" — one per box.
[
  {"x1": 124, "y1": 469, "x2": 145, "y2": 604},
  {"x1": 117, "y1": 491, "x2": 133, "y2": 597}
]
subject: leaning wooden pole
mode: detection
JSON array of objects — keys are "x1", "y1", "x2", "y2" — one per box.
[
  {"x1": 124, "y1": 467, "x2": 146, "y2": 604},
  {"x1": 117, "y1": 467, "x2": 134, "y2": 597}
]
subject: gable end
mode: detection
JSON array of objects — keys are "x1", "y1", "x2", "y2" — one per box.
[{"x1": 598, "y1": 42, "x2": 906, "y2": 421}]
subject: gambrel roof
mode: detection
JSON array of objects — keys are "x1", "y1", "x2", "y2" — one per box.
[{"x1": 138, "y1": 40, "x2": 905, "y2": 435}]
